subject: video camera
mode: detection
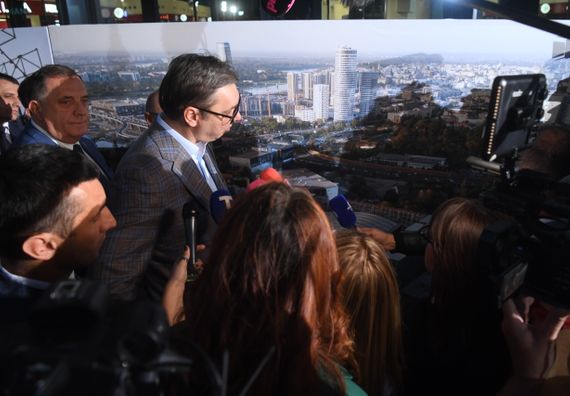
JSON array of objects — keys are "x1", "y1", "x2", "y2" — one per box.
[
  {"x1": 0, "y1": 280, "x2": 223, "y2": 396},
  {"x1": 467, "y1": 73, "x2": 570, "y2": 310}
]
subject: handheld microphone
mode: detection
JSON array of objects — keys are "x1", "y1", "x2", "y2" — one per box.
[
  {"x1": 329, "y1": 195, "x2": 357, "y2": 229},
  {"x1": 210, "y1": 190, "x2": 233, "y2": 225},
  {"x1": 261, "y1": 0, "x2": 296, "y2": 17},
  {"x1": 182, "y1": 201, "x2": 198, "y2": 268}
]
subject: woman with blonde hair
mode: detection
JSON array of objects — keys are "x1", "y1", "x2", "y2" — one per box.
[{"x1": 336, "y1": 230, "x2": 404, "y2": 396}]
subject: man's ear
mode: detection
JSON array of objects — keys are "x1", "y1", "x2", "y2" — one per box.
[
  {"x1": 21, "y1": 233, "x2": 61, "y2": 261},
  {"x1": 183, "y1": 106, "x2": 199, "y2": 127},
  {"x1": 28, "y1": 100, "x2": 41, "y2": 117}
]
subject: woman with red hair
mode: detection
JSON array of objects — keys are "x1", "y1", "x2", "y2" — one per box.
[{"x1": 176, "y1": 182, "x2": 364, "y2": 395}]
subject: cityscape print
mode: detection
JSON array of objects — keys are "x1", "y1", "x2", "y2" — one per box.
[{"x1": 48, "y1": 20, "x2": 570, "y2": 225}]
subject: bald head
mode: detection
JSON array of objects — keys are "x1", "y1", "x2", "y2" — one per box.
[{"x1": 144, "y1": 90, "x2": 162, "y2": 126}]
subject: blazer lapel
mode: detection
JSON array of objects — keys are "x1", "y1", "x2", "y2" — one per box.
[
  {"x1": 79, "y1": 138, "x2": 114, "y2": 180},
  {"x1": 150, "y1": 124, "x2": 212, "y2": 210},
  {"x1": 172, "y1": 151, "x2": 212, "y2": 210}
]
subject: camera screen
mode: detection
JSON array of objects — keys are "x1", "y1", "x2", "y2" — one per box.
[{"x1": 483, "y1": 74, "x2": 547, "y2": 162}]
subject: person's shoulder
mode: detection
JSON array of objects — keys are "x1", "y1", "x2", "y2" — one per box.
[
  {"x1": 11, "y1": 124, "x2": 50, "y2": 147},
  {"x1": 338, "y1": 366, "x2": 367, "y2": 396}
]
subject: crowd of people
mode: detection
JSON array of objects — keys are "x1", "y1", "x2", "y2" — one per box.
[{"x1": 0, "y1": 54, "x2": 569, "y2": 395}]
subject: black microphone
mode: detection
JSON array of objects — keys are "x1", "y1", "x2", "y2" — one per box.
[
  {"x1": 182, "y1": 201, "x2": 199, "y2": 282},
  {"x1": 209, "y1": 190, "x2": 233, "y2": 225},
  {"x1": 261, "y1": 0, "x2": 296, "y2": 16}
]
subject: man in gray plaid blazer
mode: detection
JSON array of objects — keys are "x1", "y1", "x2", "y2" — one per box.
[{"x1": 91, "y1": 54, "x2": 241, "y2": 301}]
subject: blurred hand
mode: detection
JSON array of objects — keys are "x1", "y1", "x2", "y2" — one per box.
[
  {"x1": 502, "y1": 296, "x2": 569, "y2": 379},
  {"x1": 357, "y1": 226, "x2": 396, "y2": 251},
  {"x1": 0, "y1": 97, "x2": 11, "y2": 123},
  {"x1": 162, "y1": 244, "x2": 205, "y2": 326}
]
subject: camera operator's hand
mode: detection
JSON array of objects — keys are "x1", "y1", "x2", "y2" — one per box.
[
  {"x1": 162, "y1": 244, "x2": 205, "y2": 326},
  {"x1": 357, "y1": 226, "x2": 396, "y2": 251},
  {"x1": 498, "y1": 296, "x2": 569, "y2": 396}
]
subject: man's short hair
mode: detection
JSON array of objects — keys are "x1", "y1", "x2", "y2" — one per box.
[
  {"x1": 19, "y1": 64, "x2": 79, "y2": 108},
  {"x1": 0, "y1": 145, "x2": 98, "y2": 259},
  {"x1": 159, "y1": 53, "x2": 238, "y2": 121},
  {"x1": 0, "y1": 72, "x2": 18, "y2": 86},
  {"x1": 519, "y1": 124, "x2": 570, "y2": 180}
]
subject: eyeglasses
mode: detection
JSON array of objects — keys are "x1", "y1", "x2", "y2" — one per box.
[
  {"x1": 419, "y1": 224, "x2": 432, "y2": 244},
  {"x1": 193, "y1": 95, "x2": 241, "y2": 126}
]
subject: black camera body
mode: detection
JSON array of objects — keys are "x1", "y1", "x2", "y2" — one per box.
[
  {"x1": 471, "y1": 74, "x2": 570, "y2": 310},
  {"x1": 0, "y1": 280, "x2": 202, "y2": 396}
]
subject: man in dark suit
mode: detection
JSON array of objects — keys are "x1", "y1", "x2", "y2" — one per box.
[
  {"x1": 0, "y1": 73, "x2": 22, "y2": 155},
  {"x1": 92, "y1": 54, "x2": 240, "y2": 301},
  {"x1": 10, "y1": 65, "x2": 113, "y2": 195},
  {"x1": 0, "y1": 145, "x2": 116, "y2": 300}
]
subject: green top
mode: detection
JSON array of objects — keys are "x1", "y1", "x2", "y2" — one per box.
[{"x1": 339, "y1": 365, "x2": 368, "y2": 396}]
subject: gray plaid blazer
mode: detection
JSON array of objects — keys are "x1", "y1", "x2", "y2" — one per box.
[{"x1": 90, "y1": 121, "x2": 227, "y2": 301}]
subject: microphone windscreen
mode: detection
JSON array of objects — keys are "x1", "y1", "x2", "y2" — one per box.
[
  {"x1": 246, "y1": 178, "x2": 267, "y2": 192},
  {"x1": 210, "y1": 190, "x2": 233, "y2": 224},
  {"x1": 260, "y1": 167, "x2": 284, "y2": 182},
  {"x1": 182, "y1": 201, "x2": 198, "y2": 219},
  {"x1": 329, "y1": 195, "x2": 357, "y2": 229},
  {"x1": 261, "y1": 0, "x2": 296, "y2": 16}
]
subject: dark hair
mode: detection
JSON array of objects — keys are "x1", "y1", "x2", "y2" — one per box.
[
  {"x1": 19, "y1": 64, "x2": 79, "y2": 108},
  {"x1": 0, "y1": 72, "x2": 18, "y2": 85},
  {"x1": 429, "y1": 197, "x2": 506, "y2": 346},
  {"x1": 519, "y1": 124, "x2": 570, "y2": 180},
  {"x1": 159, "y1": 53, "x2": 238, "y2": 121},
  {"x1": 183, "y1": 182, "x2": 356, "y2": 395},
  {"x1": 0, "y1": 145, "x2": 98, "y2": 260}
]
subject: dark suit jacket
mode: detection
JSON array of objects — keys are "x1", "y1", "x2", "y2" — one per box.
[
  {"x1": 91, "y1": 121, "x2": 227, "y2": 301},
  {"x1": 10, "y1": 122, "x2": 114, "y2": 195},
  {"x1": 0, "y1": 127, "x2": 9, "y2": 155},
  {"x1": 0, "y1": 119, "x2": 24, "y2": 155}
]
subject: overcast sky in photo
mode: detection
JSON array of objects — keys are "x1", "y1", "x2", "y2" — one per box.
[{"x1": 47, "y1": 19, "x2": 568, "y2": 63}]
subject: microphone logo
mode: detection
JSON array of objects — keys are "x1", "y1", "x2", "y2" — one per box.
[{"x1": 218, "y1": 195, "x2": 233, "y2": 209}]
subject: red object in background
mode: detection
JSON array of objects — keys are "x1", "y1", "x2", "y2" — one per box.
[
  {"x1": 260, "y1": 167, "x2": 284, "y2": 182},
  {"x1": 261, "y1": 0, "x2": 296, "y2": 17}
]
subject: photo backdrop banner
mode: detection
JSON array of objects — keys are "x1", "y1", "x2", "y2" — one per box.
[
  {"x1": 43, "y1": 20, "x2": 570, "y2": 217},
  {"x1": 45, "y1": 20, "x2": 569, "y2": 145}
]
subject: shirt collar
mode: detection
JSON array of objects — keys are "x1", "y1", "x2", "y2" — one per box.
[
  {"x1": 31, "y1": 120, "x2": 75, "y2": 150},
  {"x1": 156, "y1": 114, "x2": 208, "y2": 160}
]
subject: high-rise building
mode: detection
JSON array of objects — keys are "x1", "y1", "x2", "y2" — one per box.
[
  {"x1": 334, "y1": 47, "x2": 357, "y2": 122},
  {"x1": 302, "y1": 72, "x2": 313, "y2": 100},
  {"x1": 216, "y1": 42, "x2": 232, "y2": 65},
  {"x1": 359, "y1": 71, "x2": 379, "y2": 116},
  {"x1": 295, "y1": 105, "x2": 315, "y2": 122},
  {"x1": 313, "y1": 84, "x2": 330, "y2": 121},
  {"x1": 329, "y1": 71, "x2": 335, "y2": 106},
  {"x1": 314, "y1": 72, "x2": 328, "y2": 85},
  {"x1": 287, "y1": 72, "x2": 299, "y2": 102}
]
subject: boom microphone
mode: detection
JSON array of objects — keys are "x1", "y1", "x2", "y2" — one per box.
[
  {"x1": 261, "y1": 0, "x2": 296, "y2": 16},
  {"x1": 329, "y1": 195, "x2": 357, "y2": 229},
  {"x1": 210, "y1": 190, "x2": 233, "y2": 225}
]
